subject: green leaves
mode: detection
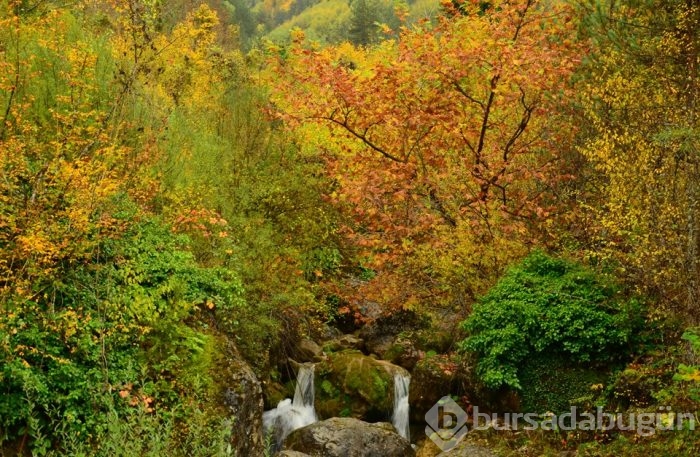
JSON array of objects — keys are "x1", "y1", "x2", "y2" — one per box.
[
  {"x1": 0, "y1": 216, "x2": 247, "y2": 450},
  {"x1": 460, "y1": 251, "x2": 643, "y2": 390}
]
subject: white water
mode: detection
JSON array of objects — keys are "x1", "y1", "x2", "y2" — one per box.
[
  {"x1": 263, "y1": 364, "x2": 317, "y2": 450},
  {"x1": 392, "y1": 373, "x2": 411, "y2": 441}
]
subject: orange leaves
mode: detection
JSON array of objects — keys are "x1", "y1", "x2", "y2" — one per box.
[
  {"x1": 118, "y1": 383, "x2": 155, "y2": 413},
  {"x1": 172, "y1": 208, "x2": 228, "y2": 238},
  {"x1": 265, "y1": 0, "x2": 584, "y2": 311}
]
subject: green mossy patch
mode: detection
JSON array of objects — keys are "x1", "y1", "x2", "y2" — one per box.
[{"x1": 315, "y1": 350, "x2": 399, "y2": 420}]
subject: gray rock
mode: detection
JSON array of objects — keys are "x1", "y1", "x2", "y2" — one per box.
[
  {"x1": 284, "y1": 417, "x2": 415, "y2": 457},
  {"x1": 276, "y1": 451, "x2": 312, "y2": 456},
  {"x1": 221, "y1": 342, "x2": 265, "y2": 456},
  {"x1": 297, "y1": 338, "x2": 324, "y2": 362}
]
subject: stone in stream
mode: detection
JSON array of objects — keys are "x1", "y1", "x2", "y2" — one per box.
[
  {"x1": 282, "y1": 417, "x2": 415, "y2": 457},
  {"x1": 314, "y1": 350, "x2": 410, "y2": 421}
]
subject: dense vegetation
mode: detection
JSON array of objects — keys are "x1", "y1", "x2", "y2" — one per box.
[
  {"x1": 0, "y1": 0, "x2": 699, "y2": 455},
  {"x1": 461, "y1": 251, "x2": 643, "y2": 392}
]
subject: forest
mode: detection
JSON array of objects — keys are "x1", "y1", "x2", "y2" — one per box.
[{"x1": 0, "y1": 0, "x2": 699, "y2": 455}]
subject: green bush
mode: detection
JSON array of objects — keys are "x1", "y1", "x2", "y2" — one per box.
[
  {"x1": 460, "y1": 251, "x2": 644, "y2": 391},
  {"x1": 0, "y1": 216, "x2": 244, "y2": 453}
]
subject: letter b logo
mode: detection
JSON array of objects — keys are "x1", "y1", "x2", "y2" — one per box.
[
  {"x1": 425, "y1": 396, "x2": 468, "y2": 451},
  {"x1": 438, "y1": 406, "x2": 458, "y2": 429}
]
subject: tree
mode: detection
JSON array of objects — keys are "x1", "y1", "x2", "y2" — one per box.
[
  {"x1": 268, "y1": 0, "x2": 583, "y2": 312},
  {"x1": 574, "y1": 0, "x2": 700, "y2": 319},
  {"x1": 348, "y1": 0, "x2": 376, "y2": 45},
  {"x1": 348, "y1": 0, "x2": 402, "y2": 46}
]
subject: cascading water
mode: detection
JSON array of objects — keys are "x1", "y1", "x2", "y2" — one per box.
[
  {"x1": 263, "y1": 364, "x2": 317, "y2": 451},
  {"x1": 392, "y1": 372, "x2": 411, "y2": 441}
]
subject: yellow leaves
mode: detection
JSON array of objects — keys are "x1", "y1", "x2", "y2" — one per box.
[
  {"x1": 0, "y1": 4, "x2": 159, "y2": 298},
  {"x1": 114, "y1": 3, "x2": 240, "y2": 116},
  {"x1": 16, "y1": 231, "x2": 58, "y2": 264},
  {"x1": 576, "y1": 4, "x2": 698, "y2": 310},
  {"x1": 290, "y1": 27, "x2": 306, "y2": 43}
]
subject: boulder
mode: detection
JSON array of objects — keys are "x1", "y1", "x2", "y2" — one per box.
[
  {"x1": 323, "y1": 334, "x2": 365, "y2": 352},
  {"x1": 297, "y1": 338, "x2": 324, "y2": 363},
  {"x1": 283, "y1": 417, "x2": 415, "y2": 457},
  {"x1": 276, "y1": 451, "x2": 311, "y2": 457},
  {"x1": 384, "y1": 337, "x2": 421, "y2": 370},
  {"x1": 415, "y1": 437, "x2": 442, "y2": 457},
  {"x1": 359, "y1": 309, "x2": 429, "y2": 358},
  {"x1": 315, "y1": 350, "x2": 408, "y2": 420},
  {"x1": 218, "y1": 340, "x2": 265, "y2": 456},
  {"x1": 409, "y1": 355, "x2": 459, "y2": 423}
]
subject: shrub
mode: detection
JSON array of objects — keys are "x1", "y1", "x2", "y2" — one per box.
[
  {"x1": 0, "y1": 217, "x2": 244, "y2": 453},
  {"x1": 460, "y1": 251, "x2": 644, "y2": 391}
]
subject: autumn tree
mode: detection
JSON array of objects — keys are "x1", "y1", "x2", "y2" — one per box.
[
  {"x1": 0, "y1": 2, "x2": 256, "y2": 451},
  {"x1": 574, "y1": 0, "x2": 700, "y2": 319},
  {"x1": 268, "y1": 0, "x2": 583, "y2": 313}
]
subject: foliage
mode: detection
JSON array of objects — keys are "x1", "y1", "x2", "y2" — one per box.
[
  {"x1": 672, "y1": 328, "x2": 700, "y2": 403},
  {"x1": 347, "y1": 0, "x2": 401, "y2": 46},
  {"x1": 108, "y1": 0, "x2": 343, "y2": 370},
  {"x1": 573, "y1": 0, "x2": 700, "y2": 319},
  {"x1": 263, "y1": 0, "x2": 430, "y2": 47},
  {"x1": 44, "y1": 407, "x2": 235, "y2": 457},
  {"x1": 0, "y1": 1, "x2": 318, "y2": 453},
  {"x1": 267, "y1": 0, "x2": 583, "y2": 313},
  {"x1": 518, "y1": 355, "x2": 608, "y2": 413},
  {"x1": 460, "y1": 251, "x2": 643, "y2": 390},
  {"x1": 265, "y1": 0, "x2": 352, "y2": 45},
  {"x1": 0, "y1": 214, "x2": 244, "y2": 453},
  {"x1": 1, "y1": 0, "x2": 699, "y2": 454}
]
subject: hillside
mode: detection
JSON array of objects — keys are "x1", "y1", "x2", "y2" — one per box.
[{"x1": 1, "y1": 0, "x2": 699, "y2": 456}]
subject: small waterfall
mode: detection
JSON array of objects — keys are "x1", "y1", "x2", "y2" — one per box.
[
  {"x1": 263, "y1": 364, "x2": 317, "y2": 451},
  {"x1": 392, "y1": 373, "x2": 410, "y2": 441}
]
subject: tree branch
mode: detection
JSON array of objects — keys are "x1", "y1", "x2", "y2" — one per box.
[{"x1": 320, "y1": 112, "x2": 407, "y2": 163}]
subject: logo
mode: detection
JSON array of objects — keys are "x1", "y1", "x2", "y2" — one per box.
[{"x1": 425, "y1": 396, "x2": 468, "y2": 451}]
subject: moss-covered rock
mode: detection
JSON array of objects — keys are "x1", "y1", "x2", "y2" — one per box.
[
  {"x1": 322, "y1": 334, "x2": 365, "y2": 353},
  {"x1": 359, "y1": 309, "x2": 430, "y2": 357},
  {"x1": 263, "y1": 380, "x2": 292, "y2": 409},
  {"x1": 384, "y1": 337, "x2": 421, "y2": 370},
  {"x1": 410, "y1": 353, "x2": 461, "y2": 422},
  {"x1": 315, "y1": 350, "x2": 407, "y2": 421},
  {"x1": 211, "y1": 335, "x2": 265, "y2": 456}
]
